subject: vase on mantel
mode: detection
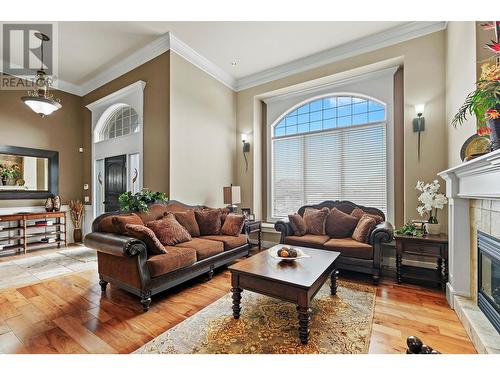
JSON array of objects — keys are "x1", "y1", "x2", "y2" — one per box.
[{"x1": 487, "y1": 115, "x2": 500, "y2": 151}]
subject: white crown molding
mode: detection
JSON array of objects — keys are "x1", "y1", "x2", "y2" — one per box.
[
  {"x1": 169, "y1": 33, "x2": 237, "y2": 90},
  {"x1": 235, "y1": 21, "x2": 447, "y2": 91},
  {"x1": 86, "y1": 80, "x2": 146, "y2": 111},
  {"x1": 80, "y1": 34, "x2": 170, "y2": 96}
]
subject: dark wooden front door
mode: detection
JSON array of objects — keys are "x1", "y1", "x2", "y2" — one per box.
[{"x1": 104, "y1": 155, "x2": 127, "y2": 212}]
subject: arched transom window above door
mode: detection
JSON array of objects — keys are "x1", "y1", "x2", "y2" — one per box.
[{"x1": 99, "y1": 105, "x2": 140, "y2": 142}]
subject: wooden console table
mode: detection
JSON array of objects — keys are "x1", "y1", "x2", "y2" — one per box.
[
  {"x1": 394, "y1": 233, "x2": 448, "y2": 290},
  {"x1": 0, "y1": 211, "x2": 67, "y2": 256}
]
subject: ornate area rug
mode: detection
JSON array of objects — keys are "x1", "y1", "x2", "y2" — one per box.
[{"x1": 135, "y1": 280, "x2": 375, "y2": 354}]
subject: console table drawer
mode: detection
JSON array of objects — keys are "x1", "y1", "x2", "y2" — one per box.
[{"x1": 402, "y1": 242, "x2": 441, "y2": 256}]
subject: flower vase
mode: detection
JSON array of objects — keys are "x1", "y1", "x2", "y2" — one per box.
[
  {"x1": 425, "y1": 223, "x2": 441, "y2": 235},
  {"x1": 487, "y1": 116, "x2": 500, "y2": 151}
]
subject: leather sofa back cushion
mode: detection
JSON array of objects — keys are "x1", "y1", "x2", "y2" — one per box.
[
  {"x1": 125, "y1": 224, "x2": 167, "y2": 255},
  {"x1": 303, "y1": 207, "x2": 330, "y2": 235},
  {"x1": 112, "y1": 213, "x2": 144, "y2": 234},
  {"x1": 288, "y1": 213, "x2": 307, "y2": 236},
  {"x1": 220, "y1": 214, "x2": 245, "y2": 236},
  {"x1": 350, "y1": 207, "x2": 383, "y2": 224},
  {"x1": 195, "y1": 208, "x2": 223, "y2": 235},
  {"x1": 352, "y1": 215, "x2": 377, "y2": 243},
  {"x1": 174, "y1": 210, "x2": 200, "y2": 237},
  {"x1": 325, "y1": 208, "x2": 359, "y2": 238},
  {"x1": 146, "y1": 213, "x2": 192, "y2": 246}
]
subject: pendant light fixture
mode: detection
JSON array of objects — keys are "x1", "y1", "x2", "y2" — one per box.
[{"x1": 21, "y1": 32, "x2": 62, "y2": 117}]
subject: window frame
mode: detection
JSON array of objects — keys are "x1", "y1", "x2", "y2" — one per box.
[
  {"x1": 98, "y1": 105, "x2": 140, "y2": 142},
  {"x1": 267, "y1": 92, "x2": 394, "y2": 223}
]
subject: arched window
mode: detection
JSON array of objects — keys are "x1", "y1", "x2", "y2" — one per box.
[
  {"x1": 100, "y1": 105, "x2": 140, "y2": 141},
  {"x1": 271, "y1": 94, "x2": 387, "y2": 219}
]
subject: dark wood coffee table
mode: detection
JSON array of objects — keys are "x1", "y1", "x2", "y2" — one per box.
[{"x1": 228, "y1": 245, "x2": 340, "y2": 344}]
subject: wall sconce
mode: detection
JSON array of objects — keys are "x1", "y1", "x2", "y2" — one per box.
[
  {"x1": 241, "y1": 133, "x2": 250, "y2": 172},
  {"x1": 413, "y1": 104, "x2": 425, "y2": 161}
]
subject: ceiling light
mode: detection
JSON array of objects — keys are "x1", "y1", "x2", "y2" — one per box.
[{"x1": 20, "y1": 32, "x2": 62, "y2": 118}]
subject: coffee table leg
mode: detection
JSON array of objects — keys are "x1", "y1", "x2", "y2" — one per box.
[
  {"x1": 231, "y1": 287, "x2": 242, "y2": 319},
  {"x1": 330, "y1": 269, "x2": 339, "y2": 295},
  {"x1": 297, "y1": 305, "x2": 311, "y2": 344}
]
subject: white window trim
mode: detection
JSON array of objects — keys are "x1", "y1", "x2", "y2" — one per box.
[{"x1": 266, "y1": 91, "x2": 394, "y2": 224}]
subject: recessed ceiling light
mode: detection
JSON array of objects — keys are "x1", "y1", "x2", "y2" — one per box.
[{"x1": 231, "y1": 61, "x2": 237, "y2": 67}]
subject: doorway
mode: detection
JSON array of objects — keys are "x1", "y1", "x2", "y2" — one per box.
[{"x1": 104, "y1": 155, "x2": 127, "y2": 212}]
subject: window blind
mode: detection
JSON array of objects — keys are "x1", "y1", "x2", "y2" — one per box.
[{"x1": 272, "y1": 123, "x2": 387, "y2": 218}]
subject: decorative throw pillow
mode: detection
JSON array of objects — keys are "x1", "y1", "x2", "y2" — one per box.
[
  {"x1": 288, "y1": 213, "x2": 307, "y2": 236},
  {"x1": 221, "y1": 214, "x2": 246, "y2": 236},
  {"x1": 221, "y1": 207, "x2": 231, "y2": 224},
  {"x1": 325, "y1": 208, "x2": 360, "y2": 238},
  {"x1": 303, "y1": 207, "x2": 330, "y2": 235},
  {"x1": 98, "y1": 215, "x2": 120, "y2": 233},
  {"x1": 174, "y1": 210, "x2": 200, "y2": 237},
  {"x1": 352, "y1": 215, "x2": 377, "y2": 243},
  {"x1": 113, "y1": 213, "x2": 144, "y2": 234},
  {"x1": 195, "y1": 208, "x2": 223, "y2": 235},
  {"x1": 146, "y1": 213, "x2": 192, "y2": 246},
  {"x1": 125, "y1": 224, "x2": 167, "y2": 255},
  {"x1": 350, "y1": 207, "x2": 383, "y2": 224}
]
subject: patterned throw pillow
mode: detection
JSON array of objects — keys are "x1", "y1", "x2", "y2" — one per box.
[
  {"x1": 146, "y1": 213, "x2": 192, "y2": 246},
  {"x1": 174, "y1": 210, "x2": 200, "y2": 237},
  {"x1": 221, "y1": 214, "x2": 246, "y2": 236},
  {"x1": 352, "y1": 215, "x2": 377, "y2": 243},
  {"x1": 303, "y1": 207, "x2": 330, "y2": 235},
  {"x1": 195, "y1": 208, "x2": 223, "y2": 235},
  {"x1": 288, "y1": 213, "x2": 307, "y2": 236},
  {"x1": 350, "y1": 207, "x2": 383, "y2": 224},
  {"x1": 325, "y1": 208, "x2": 360, "y2": 238},
  {"x1": 112, "y1": 213, "x2": 144, "y2": 234},
  {"x1": 125, "y1": 224, "x2": 167, "y2": 254}
]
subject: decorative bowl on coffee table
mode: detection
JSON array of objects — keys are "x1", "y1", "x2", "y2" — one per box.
[{"x1": 268, "y1": 246, "x2": 310, "y2": 261}]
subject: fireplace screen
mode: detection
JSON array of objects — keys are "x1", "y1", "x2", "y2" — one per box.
[{"x1": 478, "y1": 230, "x2": 500, "y2": 333}]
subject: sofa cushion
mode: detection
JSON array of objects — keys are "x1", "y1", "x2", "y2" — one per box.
[
  {"x1": 147, "y1": 246, "x2": 197, "y2": 277},
  {"x1": 200, "y1": 234, "x2": 248, "y2": 251},
  {"x1": 288, "y1": 213, "x2": 307, "y2": 236},
  {"x1": 323, "y1": 238, "x2": 374, "y2": 260},
  {"x1": 284, "y1": 234, "x2": 330, "y2": 248},
  {"x1": 352, "y1": 215, "x2": 377, "y2": 243},
  {"x1": 174, "y1": 210, "x2": 200, "y2": 237},
  {"x1": 97, "y1": 215, "x2": 119, "y2": 233},
  {"x1": 350, "y1": 207, "x2": 383, "y2": 224},
  {"x1": 220, "y1": 214, "x2": 245, "y2": 236},
  {"x1": 146, "y1": 213, "x2": 192, "y2": 246},
  {"x1": 176, "y1": 238, "x2": 224, "y2": 260},
  {"x1": 325, "y1": 208, "x2": 359, "y2": 238},
  {"x1": 303, "y1": 207, "x2": 329, "y2": 235},
  {"x1": 125, "y1": 224, "x2": 167, "y2": 255},
  {"x1": 195, "y1": 208, "x2": 223, "y2": 235},
  {"x1": 113, "y1": 213, "x2": 144, "y2": 234}
]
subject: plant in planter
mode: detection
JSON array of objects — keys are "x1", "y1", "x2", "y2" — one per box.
[
  {"x1": 395, "y1": 222, "x2": 424, "y2": 237},
  {"x1": 0, "y1": 164, "x2": 20, "y2": 185},
  {"x1": 118, "y1": 189, "x2": 168, "y2": 212},
  {"x1": 453, "y1": 21, "x2": 500, "y2": 150},
  {"x1": 69, "y1": 200, "x2": 84, "y2": 243},
  {"x1": 416, "y1": 180, "x2": 448, "y2": 235}
]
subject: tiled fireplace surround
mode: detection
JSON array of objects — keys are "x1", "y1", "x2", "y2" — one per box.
[{"x1": 439, "y1": 149, "x2": 500, "y2": 353}]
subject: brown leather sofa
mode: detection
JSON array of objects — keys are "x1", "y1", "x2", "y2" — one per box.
[
  {"x1": 84, "y1": 200, "x2": 250, "y2": 311},
  {"x1": 274, "y1": 200, "x2": 393, "y2": 284}
]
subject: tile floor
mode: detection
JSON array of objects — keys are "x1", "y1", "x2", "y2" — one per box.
[{"x1": 0, "y1": 246, "x2": 97, "y2": 290}]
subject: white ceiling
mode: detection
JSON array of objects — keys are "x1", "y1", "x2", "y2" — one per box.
[{"x1": 58, "y1": 21, "x2": 408, "y2": 87}]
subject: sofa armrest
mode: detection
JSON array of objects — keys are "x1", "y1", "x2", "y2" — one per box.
[
  {"x1": 274, "y1": 218, "x2": 293, "y2": 243},
  {"x1": 369, "y1": 221, "x2": 394, "y2": 245},
  {"x1": 84, "y1": 232, "x2": 147, "y2": 257}
]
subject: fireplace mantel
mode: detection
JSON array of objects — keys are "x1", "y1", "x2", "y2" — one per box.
[{"x1": 438, "y1": 149, "x2": 500, "y2": 306}]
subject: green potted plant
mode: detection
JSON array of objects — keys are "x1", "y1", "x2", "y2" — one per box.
[
  {"x1": 0, "y1": 164, "x2": 20, "y2": 186},
  {"x1": 453, "y1": 21, "x2": 500, "y2": 150},
  {"x1": 118, "y1": 188, "x2": 168, "y2": 212}
]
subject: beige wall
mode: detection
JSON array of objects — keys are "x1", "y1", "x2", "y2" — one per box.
[
  {"x1": 237, "y1": 31, "x2": 448, "y2": 226},
  {"x1": 0, "y1": 76, "x2": 84, "y2": 208},
  {"x1": 169, "y1": 52, "x2": 237, "y2": 207},
  {"x1": 82, "y1": 52, "x2": 170, "y2": 202},
  {"x1": 445, "y1": 22, "x2": 477, "y2": 168}
]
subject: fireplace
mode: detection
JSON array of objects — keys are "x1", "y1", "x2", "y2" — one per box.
[{"x1": 478, "y1": 230, "x2": 500, "y2": 334}]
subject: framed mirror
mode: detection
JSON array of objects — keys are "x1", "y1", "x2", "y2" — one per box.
[{"x1": 0, "y1": 145, "x2": 58, "y2": 199}]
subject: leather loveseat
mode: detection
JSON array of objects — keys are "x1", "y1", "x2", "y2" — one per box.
[
  {"x1": 274, "y1": 200, "x2": 393, "y2": 284},
  {"x1": 84, "y1": 200, "x2": 250, "y2": 311}
]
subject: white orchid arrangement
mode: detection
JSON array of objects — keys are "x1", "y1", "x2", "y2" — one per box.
[{"x1": 416, "y1": 180, "x2": 448, "y2": 224}]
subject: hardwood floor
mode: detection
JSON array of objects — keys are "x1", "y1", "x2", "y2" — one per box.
[{"x1": 0, "y1": 252, "x2": 476, "y2": 354}]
